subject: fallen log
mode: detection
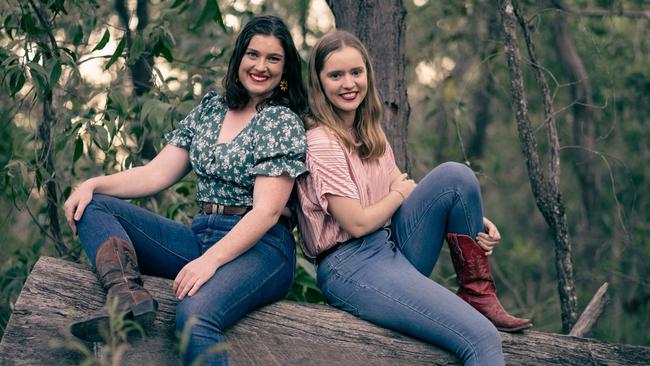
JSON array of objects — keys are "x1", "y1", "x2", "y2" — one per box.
[{"x1": 0, "y1": 256, "x2": 648, "y2": 365}]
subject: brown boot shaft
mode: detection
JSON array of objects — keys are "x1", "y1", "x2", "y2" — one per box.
[
  {"x1": 95, "y1": 237, "x2": 153, "y2": 313},
  {"x1": 70, "y1": 237, "x2": 157, "y2": 342}
]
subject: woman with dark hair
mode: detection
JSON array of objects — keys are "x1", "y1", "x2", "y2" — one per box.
[{"x1": 64, "y1": 15, "x2": 307, "y2": 365}]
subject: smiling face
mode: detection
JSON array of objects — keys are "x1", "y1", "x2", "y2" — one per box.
[
  {"x1": 318, "y1": 46, "x2": 368, "y2": 127},
  {"x1": 237, "y1": 34, "x2": 285, "y2": 103}
]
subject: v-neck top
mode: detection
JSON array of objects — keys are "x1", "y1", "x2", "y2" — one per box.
[{"x1": 164, "y1": 91, "x2": 307, "y2": 207}]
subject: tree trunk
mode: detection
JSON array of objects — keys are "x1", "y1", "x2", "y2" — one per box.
[
  {"x1": 498, "y1": 0, "x2": 578, "y2": 332},
  {"x1": 27, "y1": 0, "x2": 67, "y2": 257},
  {"x1": 551, "y1": 3, "x2": 599, "y2": 224},
  {"x1": 467, "y1": 4, "x2": 500, "y2": 164},
  {"x1": 327, "y1": 0, "x2": 411, "y2": 173},
  {"x1": 115, "y1": 0, "x2": 158, "y2": 161},
  {"x1": 2, "y1": 256, "x2": 650, "y2": 365}
]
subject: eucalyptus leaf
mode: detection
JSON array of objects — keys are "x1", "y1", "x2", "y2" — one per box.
[{"x1": 92, "y1": 29, "x2": 110, "y2": 51}]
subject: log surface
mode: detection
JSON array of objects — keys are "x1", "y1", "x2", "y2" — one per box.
[{"x1": 1, "y1": 256, "x2": 649, "y2": 365}]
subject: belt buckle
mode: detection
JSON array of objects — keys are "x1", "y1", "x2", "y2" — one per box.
[{"x1": 216, "y1": 204, "x2": 224, "y2": 215}]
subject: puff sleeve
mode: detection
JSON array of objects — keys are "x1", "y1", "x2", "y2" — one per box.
[
  {"x1": 304, "y1": 130, "x2": 359, "y2": 214},
  {"x1": 164, "y1": 91, "x2": 219, "y2": 150},
  {"x1": 250, "y1": 106, "x2": 308, "y2": 178}
]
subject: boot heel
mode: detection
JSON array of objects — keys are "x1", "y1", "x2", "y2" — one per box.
[{"x1": 131, "y1": 299, "x2": 158, "y2": 317}]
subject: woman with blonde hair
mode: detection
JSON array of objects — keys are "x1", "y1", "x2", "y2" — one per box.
[{"x1": 296, "y1": 30, "x2": 531, "y2": 365}]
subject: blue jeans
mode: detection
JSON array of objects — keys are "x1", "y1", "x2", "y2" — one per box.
[
  {"x1": 77, "y1": 194, "x2": 296, "y2": 365},
  {"x1": 317, "y1": 162, "x2": 504, "y2": 365}
]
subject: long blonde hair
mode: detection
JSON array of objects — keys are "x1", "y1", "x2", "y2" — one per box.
[{"x1": 307, "y1": 30, "x2": 386, "y2": 160}]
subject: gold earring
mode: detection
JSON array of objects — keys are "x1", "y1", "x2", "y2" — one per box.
[{"x1": 279, "y1": 79, "x2": 288, "y2": 92}]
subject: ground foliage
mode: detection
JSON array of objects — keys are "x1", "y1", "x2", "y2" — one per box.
[{"x1": 0, "y1": 0, "x2": 648, "y2": 348}]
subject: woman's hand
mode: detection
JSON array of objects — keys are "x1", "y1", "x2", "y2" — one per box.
[
  {"x1": 389, "y1": 173, "x2": 416, "y2": 201},
  {"x1": 476, "y1": 217, "x2": 501, "y2": 256},
  {"x1": 63, "y1": 179, "x2": 96, "y2": 235},
  {"x1": 173, "y1": 255, "x2": 219, "y2": 300}
]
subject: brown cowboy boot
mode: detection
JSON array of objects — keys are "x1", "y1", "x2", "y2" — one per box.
[
  {"x1": 446, "y1": 233, "x2": 532, "y2": 332},
  {"x1": 70, "y1": 237, "x2": 158, "y2": 342}
]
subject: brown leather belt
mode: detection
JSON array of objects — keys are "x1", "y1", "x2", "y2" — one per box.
[
  {"x1": 200, "y1": 202, "x2": 292, "y2": 230},
  {"x1": 201, "y1": 203, "x2": 251, "y2": 215}
]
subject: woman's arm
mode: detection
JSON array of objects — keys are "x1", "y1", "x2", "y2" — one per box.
[
  {"x1": 327, "y1": 171, "x2": 416, "y2": 238},
  {"x1": 64, "y1": 145, "x2": 192, "y2": 233},
  {"x1": 172, "y1": 174, "x2": 294, "y2": 300}
]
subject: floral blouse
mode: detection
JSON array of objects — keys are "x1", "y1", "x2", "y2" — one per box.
[{"x1": 164, "y1": 91, "x2": 307, "y2": 207}]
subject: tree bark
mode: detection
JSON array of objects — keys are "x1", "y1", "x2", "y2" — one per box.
[
  {"x1": 27, "y1": 0, "x2": 67, "y2": 257},
  {"x1": 2, "y1": 257, "x2": 650, "y2": 365},
  {"x1": 327, "y1": 0, "x2": 411, "y2": 173},
  {"x1": 551, "y1": 2, "x2": 599, "y2": 224},
  {"x1": 115, "y1": 0, "x2": 158, "y2": 161},
  {"x1": 467, "y1": 4, "x2": 500, "y2": 164},
  {"x1": 498, "y1": 0, "x2": 578, "y2": 332},
  {"x1": 570, "y1": 282, "x2": 609, "y2": 337}
]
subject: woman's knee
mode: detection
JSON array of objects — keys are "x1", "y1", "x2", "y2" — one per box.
[
  {"x1": 435, "y1": 162, "x2": 479, "y2": 188},
  {"x1": 175, "y1": 297, "x2": 227, "y2": 335}
]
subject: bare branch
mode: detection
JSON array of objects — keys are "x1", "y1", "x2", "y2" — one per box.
[{"x1": 569, "y1": 282, "x2": 609, "y2": 337}]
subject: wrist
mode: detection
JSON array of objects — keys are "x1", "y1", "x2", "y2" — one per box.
[
  {"x1": 390, "y1": 189, "x2": 405, "y2": 202},
  {"x1": 83, "y1": 177, "x2": 99, "y2": 192}
]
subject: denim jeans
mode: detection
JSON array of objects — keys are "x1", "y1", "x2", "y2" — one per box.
[
  {"x1": 317, "y1": 162, "x2": 504, "y2": 366},
  {"x1": 77, "y1": 194, "x2": 296, "y2": 366}
]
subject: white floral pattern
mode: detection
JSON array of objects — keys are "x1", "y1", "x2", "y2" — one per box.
[{"x1": 165, "y1": 91, "x2": 307, "y2": 206}]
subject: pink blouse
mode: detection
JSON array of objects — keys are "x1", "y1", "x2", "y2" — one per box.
[{"x1": 296, "y1": 126, "x2": 397, "y2": 259}]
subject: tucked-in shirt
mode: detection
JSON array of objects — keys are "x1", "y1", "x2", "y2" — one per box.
[
  {"x1": 296, "y1": 126, "x2": 397, "y2": 259},
  {"x1": 165, "y1": 91, "x2": 307, "y2": 207}
]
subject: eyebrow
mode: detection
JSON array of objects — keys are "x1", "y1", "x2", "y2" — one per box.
[
  {"x1": 246, "y1": 47, "x2": 284, "y2": 58},
  {"x1": 326, "y1": 66, "x2": 364, "y2": 74}
]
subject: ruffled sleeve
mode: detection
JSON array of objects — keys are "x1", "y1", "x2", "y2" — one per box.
[
  {"x1": 250, "y1": 106, "x2": 308, "y2": 178},
  {"x1": 164, "y1": 91, "x2": 219, "y2": 150},
  {"x1": 305, "y1": 129, "x2": 359, "y2": 214}
]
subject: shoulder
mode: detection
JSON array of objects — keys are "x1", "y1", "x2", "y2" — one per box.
[
  {"x1": 306, "y1": 127, "x2": 345, "y2": 157},
  {"x1": 198, "y1": 90, "x2": 223, "y2": 106}
]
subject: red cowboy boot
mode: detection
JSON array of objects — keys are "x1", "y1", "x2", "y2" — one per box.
[
  {"x1": 70, "y1": 237, "x2": 158, "y2": 342},
  {"x1": 447, "y1": 233, "x2": 532, "y2": 332}
]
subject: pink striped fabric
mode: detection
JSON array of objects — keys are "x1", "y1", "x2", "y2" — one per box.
[{"x1": 296, "y1": 126, "x2": 397, "y2": 259}]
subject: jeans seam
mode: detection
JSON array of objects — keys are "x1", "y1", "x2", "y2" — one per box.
[
  {"x1": 325, "y1": 270, "x2": 365, "y2": 314},
  {"x1": 359, "y1": 279, "x2": 479, "y2": 358},
  {"x1": 399, "y1": 189, "x2": 474, "y2": 250},
  {"x1": 219, "y1": 254, "x2": 289, "y2": 319},
  {"x1": 115, "y1": 213, "x2": 195, "y2": 262}
]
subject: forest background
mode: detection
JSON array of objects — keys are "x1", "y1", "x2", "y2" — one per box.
[{"x1": 0, "y1": 0, "x2": 648, "y2": 348}]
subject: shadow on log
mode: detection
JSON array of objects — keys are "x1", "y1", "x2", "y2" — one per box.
[{"x1": 1, "y1": 256, "x2": 649, "y2": 365}]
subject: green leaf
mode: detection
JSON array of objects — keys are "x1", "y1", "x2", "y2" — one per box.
[
  {"x1": 141, "y1": 99, "x2": 171, "y2": 126},
  {"x1": 192, "y1": 0, "x2": 226, "y2": 32},
  {"x1": 49, "y1": 61, "x2": 62, "y2": 87},
  {"x1": 89, "y1": 125, "x2": 109, "y2": 151},
  {"x1": 108, "y1": 90, "x2": 128, "y2": 116},
  {"x1": 21, "y1": 13, "x2": 39, "y2": 36},
  {"x1": 92, "y1": 29, "x2": 110, "y2": 52},
  {"x1": 170, "y1": 0, "x2": 185, "y2": 8},
  {"x1": 127, "y1": 34, "x2": 146, "y2": 65},
  {"x1": 73, "y1": 137, "x2": 84, "y2": 162},
  {"x1": 71, "y1": 24, "x2": 83, "y2": 45},
  {"x1": 28, "y1": 62, "x2": 49, "y2": 93},
  {"x1": 104, "y1": 37, "x2": 126, "y2": 70},
  {"x1": 7, "y1": 69, "x2": 26, "y2": 97}
]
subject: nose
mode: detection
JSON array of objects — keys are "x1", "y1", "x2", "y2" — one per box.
[
  {"x1": 342, "y1": 74, "x2": 355, "y2": 88},
  {"x1": 253, "y1": 58, "x2": 267, "y2": 71}
]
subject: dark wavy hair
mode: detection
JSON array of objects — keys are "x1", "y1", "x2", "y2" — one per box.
[{"x1": 223, "y1": 15, "x2": 307, "y2": 115}]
